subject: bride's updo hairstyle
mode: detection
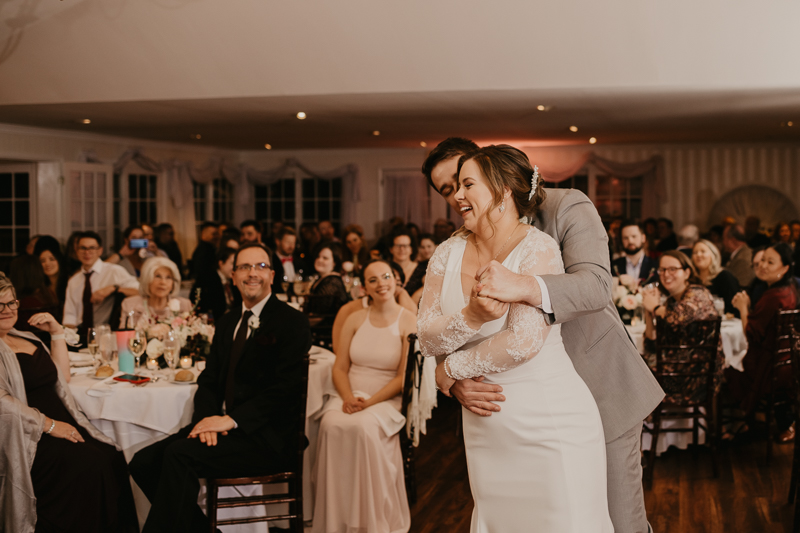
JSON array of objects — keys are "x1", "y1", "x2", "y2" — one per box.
[{"x1": 455, "y1": 144, "x2": 546, "y2": 236}]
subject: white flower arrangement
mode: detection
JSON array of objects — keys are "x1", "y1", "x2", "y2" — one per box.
[
  {"x1": 145, "y1": 338, "x2": 165, "y2": 358},
  {"x1": 168, "y1": 299, "x2": 182, "y2": 312}
]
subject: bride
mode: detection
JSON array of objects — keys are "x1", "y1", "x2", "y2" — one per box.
[{"x1": 418, "y1": 145, "x2": 613, "y2": 532}]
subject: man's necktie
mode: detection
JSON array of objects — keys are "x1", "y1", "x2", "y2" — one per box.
[
  {"x1": 225, "y1": 310, "x2": 253, "y2": 413},
  {"x1": 224, "y1": 282, "x2": 234, "y2": 306},
  {"x1": 81, "y1": 272, "x2": 94, "y2": 337}
]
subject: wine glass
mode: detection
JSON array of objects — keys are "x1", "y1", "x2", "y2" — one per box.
[
  {"x1": 281, "y1": 275, "x2": 290, "y2": 294},
  {"x1": 128, "y1": 331, "x2": 146, "y2": 371},
  {"x1": 163, "y1": 330, "x2": 181, "y2": 378},
  {"x1": 86, "y1": 328, "x2": 99, "y2": 368}
]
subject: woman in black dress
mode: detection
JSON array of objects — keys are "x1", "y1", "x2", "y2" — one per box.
[
  {"x1": 0, "y1": 274, "x2": 136, "y2": 532},
  {"x1": 307, "y1": 243, "x2": 350, "y2": 318}
]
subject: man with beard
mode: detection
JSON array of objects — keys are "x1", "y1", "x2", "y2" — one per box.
[
  {"x1": 612, "y1": 220, "x2": 658, "y2": 289},
  {"x1": 421, "y1": 138, "x2": 663, "y2": 533}
]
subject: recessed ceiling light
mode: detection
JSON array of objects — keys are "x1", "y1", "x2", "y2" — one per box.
[
  {"x1": 264, "y1": 144, "x2": 272, "y2": 150},
  {"x1": 537, "y1": 105, "x2": 545, "y2": 111},
  {"x1": 82, "y1": 119, "x2": 91, "y2": 124},
  {"x1": 194, "y1": 134, "x2": 202, "y2": 140},
  {"x1": 372, "y1": 130, "x2": 380, "y2": 136},
  {"x1": 420, "y1": 141, "x2": 427, "y2": 147},
  {"x1": 296, "y1": 112, "x2": 307, "y2": 120},
  {"x1": 789, "y1": 121, "x2": 794, "y2": 127},
  {"x1": 589, "y1": 137, "x2": 597, "y2": 144},
  {"x1": 569, "y1": 126, "x2": 579, "y2": 132}
]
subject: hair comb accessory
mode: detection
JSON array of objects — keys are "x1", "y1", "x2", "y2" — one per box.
[{"x1": 528, "y1": 166, "x2": 539, "y2": 201}]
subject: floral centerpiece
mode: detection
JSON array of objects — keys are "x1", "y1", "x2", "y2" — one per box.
[
  {"x1": 612, "y1": 280, "x2": 643, "y2": 325},
  {"x1": 135, "y1": 299, "x2": 215, "y2": 362}
]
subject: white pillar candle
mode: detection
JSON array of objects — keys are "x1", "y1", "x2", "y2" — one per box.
[{"x1": 180, "y1": 355, "x2": 193, "y2": 369}]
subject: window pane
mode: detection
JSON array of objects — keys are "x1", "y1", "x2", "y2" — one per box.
[
  {"x1": 0, "y1": 174, "x2": 11, "y2": 198},
  {"x1": 97, "y1": 202, "x2": 106, "y2": 226},
  {"x1": 255, "y1": 203, "x2": 267, "y2": 221},
  {"x1": 149, "y1": 202, "x2": 157, "y2": 223},
  {"x1": 255, "y1": 185, "x2": 268, "y2": 199},
  {"x1": 284, "y1": 179, "x2": 295, "y2": 198},
  {"x1": 595, "y1": 176, "x2": 610, "y2": 196},
  {"x1": 129, "y1": 175, "x2": 137, "y2": 198},
  {"x1": 629, "y1": 199, "x2": 642, "y2": 220},
  {"x1": 285, "y1": 201, "x2": 295, "y2": 220},
  {"x1": 270, "y1": 201, "x2": 281, "y2": 220},
  {"x1": 139, "y1": 176, "x2": 148, "y2": 199},
  {"x1": 318, "y1": 202, "x2": 330, "y2": 221},
  {"x1": 85, "y1": 201, "x2": 95, "y2": 226},
  {"x1": 332, "y1": 178, "x2": 342, "y2": 197},
  {"x1": 15, "y1": 201, "x2": 29, "y2": 225},
  {"x1": 15, "y1": 228, "x2": 29, "y2": 254},
  {"x1": 213, "y1": 203, "x2": 220, "y2": 221},
  {"x1": 149, "y1": 175, "x2": 157, "y2": 198},
  {"x1": 96, "y1": 173, "x2": 106, "y2": 198},
  {"x1": 303, "y1": 201, "x2": 315, "y2": 219},
  {"x1": 0, "y1": 201, "x2": 11, "y2": 225},
  {"x1": 318, "y1": 179, "x2": 330, "y2": 198},
  {"x1": 332, "y1": 201, "x2": 341, "y2": 220},
  {"x1": 0, "y1": 229, "x2": 12, "y2": 253},
  {"x1": 629, "y1": 177, "x2": 643, "y2": 196},
  {"x1": 302, "y1": 179, "x2": 314, "y2": 198},
  {"x1": 14, "y1": 173, "x2": 29, "y2": 198},
  {"x1": 573, "y1": 175, "x2": 588, "y2": 194}
]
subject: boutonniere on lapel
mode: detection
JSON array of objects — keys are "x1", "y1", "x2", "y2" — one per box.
[{"x1": 248, "y1": 315, "x2": 260, "y2": 333}]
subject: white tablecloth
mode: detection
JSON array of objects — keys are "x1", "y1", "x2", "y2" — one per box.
[
  {"x1": 69, "y1": 346, "x2": 336, "y2": 531},
  {"x1": 626, "y1": 318, "x2": 748, "y2": 455}
]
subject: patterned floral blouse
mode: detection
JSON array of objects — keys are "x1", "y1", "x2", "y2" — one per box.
[{"x1": 644, "y1": 284, "x2": 724, "y2": 405}]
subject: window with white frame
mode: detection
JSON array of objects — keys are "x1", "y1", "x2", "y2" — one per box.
[
  {"x1": 542, "y1": 174, "x2": 589, "y2": 196},
  {"x1": 301, "y1": 177, "x2": 342, "y2": 232},
  {"x1": 126, "y1": 173, "x2": 158, "y2": 226},
  {"x1": 192, "y1": 179, "x2": 236, "y2": 229},
  {"x1": 594, "y1": 174, "x2": 643, "y2": 221},
  {"x1": 255, "y1": 179, "x2": 295, "y2": 225},
  {"x1": 0, "y1": 165, "x2": 34, "y2": 270}
]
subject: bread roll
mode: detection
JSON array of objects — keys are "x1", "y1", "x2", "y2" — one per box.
[
  {"x1": 174, "y1": 370, "x2": 194, "y2": 382},
  {"x1": 95, "y1": 365, "x2": 114, "y2": 378}
]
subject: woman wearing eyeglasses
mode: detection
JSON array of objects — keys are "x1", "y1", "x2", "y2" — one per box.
[
  {"x1": 312, "y1": 259, "x2": 416, "y2": 533},
  {"x1": 641, "y1": 250, "x2": 724, "y2": 404},
  {"x1": 0, "y1": 273, "x2": 136, "y2": 532}
]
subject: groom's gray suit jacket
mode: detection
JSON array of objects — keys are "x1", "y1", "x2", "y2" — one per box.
[{"x1": 534, "y1": 189, "x2": 664, "y2": 442}]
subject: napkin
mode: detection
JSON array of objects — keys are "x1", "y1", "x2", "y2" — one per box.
[
  {"x1": 70, "y1": 366, "x2": 96, "y2": 376},
  {"x1": 69, "y1": 352, "x2": 94, "y2": 366},
  {"x1": 86, "y1": 377, "x2": 124, "y2": 397}
]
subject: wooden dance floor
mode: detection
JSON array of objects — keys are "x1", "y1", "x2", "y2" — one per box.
[{"x1": 411, "y1": 395, "x2": 796, "y2": 533}]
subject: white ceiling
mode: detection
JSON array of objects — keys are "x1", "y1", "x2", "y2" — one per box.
[{"x1": 1, "y1": 0, "x2": 799, "y2": 150}]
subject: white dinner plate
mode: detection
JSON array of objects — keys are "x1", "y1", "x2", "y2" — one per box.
[
  {"x1": 172, "y1": 379, "x2": 197, "y2": 385},
  {"x1": 89, "y1": 374, "x2": 114, "y2": 381}
]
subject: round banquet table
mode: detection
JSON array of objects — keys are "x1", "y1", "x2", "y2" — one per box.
[
  {"x1": 625, "y1": 318, "x2": 748, "y2": 455},
  {"x1": 68, "y1": 346, "x2": 336, "y2": 531}
]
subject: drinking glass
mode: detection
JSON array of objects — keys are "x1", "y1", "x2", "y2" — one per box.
[
  {"x1": 98, "y1": 331, "x2": 116, "y2": 367},
  {"x1": 281, "y1": 275, "x2": 290, "y2": 294},
  {"x1": 86, "y1": 328, "x2": 99, "y2": 368},
  {"x1": 163, "y1": 330, "x2": 181, "y2": 378},
  {"x1": 128, "y1": 331, "x2": 147, "y2": 371}
]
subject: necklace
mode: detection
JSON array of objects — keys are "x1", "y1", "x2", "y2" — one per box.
[{"x1": 473, "y1": 223, "x2": 523, "y2": 264}]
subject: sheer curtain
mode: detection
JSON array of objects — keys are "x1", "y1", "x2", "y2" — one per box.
[
  {"x1": 383, "y1": 170, "x2": 431, "y2": 232},
  {"x1": 533, "y1": 152, "x2": 666, "y2": 218}
]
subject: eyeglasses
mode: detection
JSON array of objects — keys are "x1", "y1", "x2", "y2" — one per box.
[
  {"x1": 234, "y1": 263, "x2": 271, "y2": 273},
  {"x1": 78, "y1": 246, "x2": 100, "y2": 252},
  {"x1": 0, "y1": 300, "x2": 20, "y2": 312},
  {"x1": 657, "y1": 267, "x2": 684, "y2": 276}
]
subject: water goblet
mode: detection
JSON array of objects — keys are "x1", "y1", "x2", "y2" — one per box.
[
  {"x1": 163, "y1": 330, "x2": 181, "y2": 379},
  {"x1": 86, "y1": 328, "x2": 99, "y2": 368},
  {"x1": 128, "y1": 331, "x2": 147, "y2": 371}
]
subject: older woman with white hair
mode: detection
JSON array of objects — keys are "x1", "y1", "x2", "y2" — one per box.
[
  {"x1": 120, "y1": 257, "x2": 192, "y2": 328},
  {"x1": 691, "y1": 238, "x2": 741, "y2": 315}
]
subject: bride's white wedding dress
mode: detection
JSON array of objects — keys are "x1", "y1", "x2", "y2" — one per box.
[{"x1": 418, "y1": 228, "x2": 613, "y2": 533}]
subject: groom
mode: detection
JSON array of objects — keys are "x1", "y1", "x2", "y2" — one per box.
[{"x1": 422, "y1": 138, "x2": 664, "y2": 533}]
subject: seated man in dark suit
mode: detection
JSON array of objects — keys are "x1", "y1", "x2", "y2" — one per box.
[
  {"x1": 271, "y1": 227, "x2": 307, "y2": 294},
  {"x1": 611, "y1": 220, "x2": 658, "y2": 288},
  {"x1": 129, "y1": 243, "x2": 311, "y2": 533}
]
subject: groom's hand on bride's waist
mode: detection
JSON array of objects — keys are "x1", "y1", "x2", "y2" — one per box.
[
  {"x1": 475, "y1": 261, "x2": 542, "y2": 307},
  {"x1": 451, "y1": 377, "x2": 505, "y2": 417}
]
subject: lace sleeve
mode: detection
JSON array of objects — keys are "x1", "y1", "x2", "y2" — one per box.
[
  {"x1": 417, "y1": 238, "x2": 481, "y2": 358},
  {"x1": 444, "y1": 230, "x2": 565, "y2": 380}
]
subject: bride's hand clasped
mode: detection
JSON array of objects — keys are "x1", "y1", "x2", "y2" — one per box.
[{"x1": 463, "y1": 284, "x2": 508, "y2": 329}]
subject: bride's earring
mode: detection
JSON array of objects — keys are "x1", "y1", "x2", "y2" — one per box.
[{"x1": 499, "y1": 199, "x2": 506, "y2": 213}]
